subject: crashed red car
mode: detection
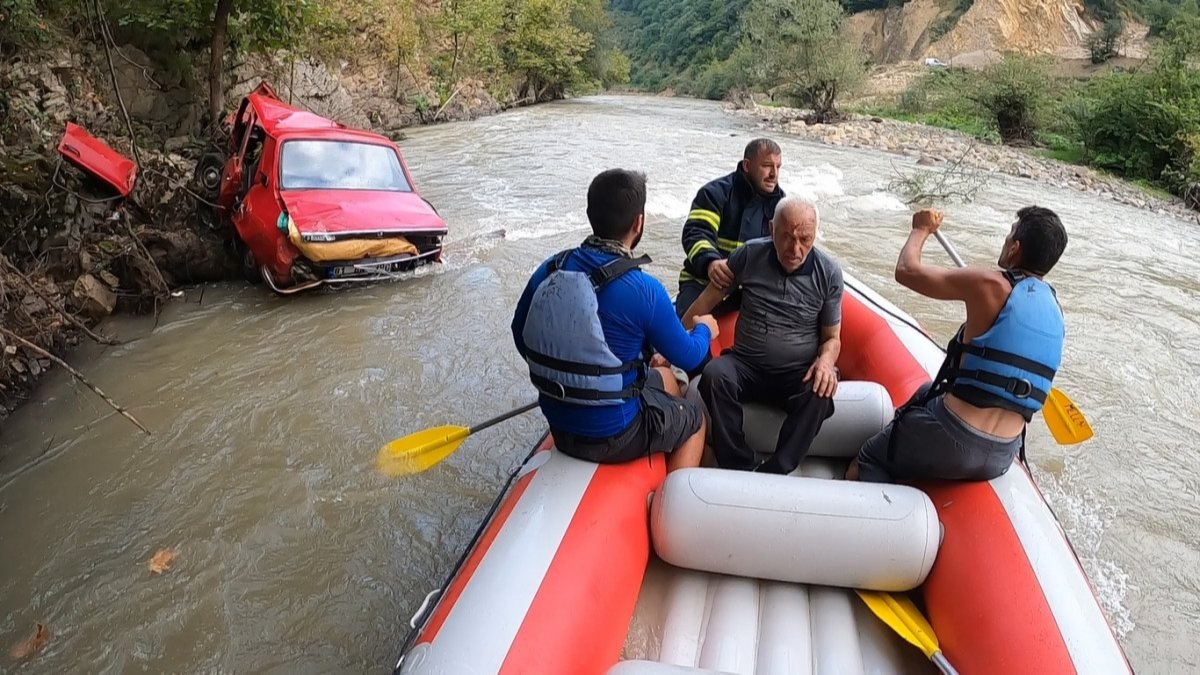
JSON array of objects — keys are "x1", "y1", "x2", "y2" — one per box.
[{"x1": 195, "y1": 83, "x2": 447, "y2": 293}]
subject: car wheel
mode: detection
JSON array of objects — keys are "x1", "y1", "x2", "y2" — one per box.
[
  {"x1": 194, "y1": 152, "x2": 226, "y2": 202},
  {"x1": 231, "y1": 235, "x2": 261, "y2": 284}
]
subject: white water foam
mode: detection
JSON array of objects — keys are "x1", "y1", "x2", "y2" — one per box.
[
  {"x1": 1037, "y1": 463, "x2": 1136, "y2": 639},
  {"x1": 840, "y1": 191, "x2": 910, "y2": 213},
  {"x1": 645, "y1": 191, "x2": 692, "y2": 222}
]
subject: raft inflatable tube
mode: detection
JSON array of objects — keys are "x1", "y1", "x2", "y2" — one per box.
[{"x1": 393, "y1": 270, "x2": 1132, "y2": 675}]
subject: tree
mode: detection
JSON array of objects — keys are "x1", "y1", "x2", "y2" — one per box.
[
  {"x1": 500, "y1": 0, "x2": 594, "y2": 102},
  {"x1": 106, "y1": 0, "x2": 331, "y2": 123},
  {"x1": 1087, "y1": 18, "x2": 1124, "y2": 64},
  {"x1": 208, "y1": 0, "x2": 234, "y2": 123},
  {"x1": 735, "y1": 0, "x2": 867, "y2": 121},
  {"x1": 436, "y1": 0, "x2": 503, "y2": 82}
]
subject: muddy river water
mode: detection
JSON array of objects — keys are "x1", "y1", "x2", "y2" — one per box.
[{"x1": 1, "y1": 95, "x2": 1197, "y2": 673}]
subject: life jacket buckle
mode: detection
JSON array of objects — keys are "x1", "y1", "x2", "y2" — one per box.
[{"x1": 1006, "y1": 378, "x2": 1034, "y2": 399}]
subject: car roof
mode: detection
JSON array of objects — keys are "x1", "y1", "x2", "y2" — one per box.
[{"x1": 249, "y1": 93, "x2": 393, "y2": 146}]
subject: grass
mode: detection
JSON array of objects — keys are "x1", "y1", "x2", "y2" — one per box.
[{"x1": 855, "y1": 105, "x2": 1001, "y2": 143}]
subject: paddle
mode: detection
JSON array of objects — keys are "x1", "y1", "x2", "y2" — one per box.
[
  {"x1": 932, "y1": 230, "x2": 1094, "y2": 445},
  {"x1": 376, "y1": 401, "x2": 539, "y2": 477},
  {"x1": 856, "y1": 590, "x2": 958, "y2": 675}
]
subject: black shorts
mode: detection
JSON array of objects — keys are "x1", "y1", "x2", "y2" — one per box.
[
  {"x1": 551, "y1": 369, "x2": 704, "y2": 464},
  {"x1": 856, "y1": 384, "x2": 1023, "y2": 483}
]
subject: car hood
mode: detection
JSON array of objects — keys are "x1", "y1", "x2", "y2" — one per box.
[{"x1": 279, "y1": 190, "x2": 446, "y2": 236}]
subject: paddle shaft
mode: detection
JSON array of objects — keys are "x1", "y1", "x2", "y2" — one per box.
[
  {"x1": 468, "y1": 401, "x2": 540, "y2": 435},
  {"x1": 932, "y1": 651, "x2": 959, "y2": 675},
  {"x1": 934, "y1": 231, "x2": 966, "y2": 268}
]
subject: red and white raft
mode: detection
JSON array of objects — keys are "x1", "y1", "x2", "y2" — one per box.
[{"x1": 393, "y1": 271, "x2": 1133, "y2": 675}]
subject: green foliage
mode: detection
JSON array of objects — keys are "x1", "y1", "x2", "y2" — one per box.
[
  {"x1": 967, "y1": 55, "x2": 1055, "y2": 145},
  {"x1": 502, "y1": 0, "x2": 595, "y2": 100},
  {"x1": 0, "y1": 0, "x2": 52, "y2": 53},
  {"x1": 104, "y1": 0, "x2": 332, "y2": 54},
  {"x1": 735, "y1": 0, "x2": 867, "y2": 120},
  {"x1": 1070, "y1": 16, "x2": 1200, "y2": 191},
  {"x1": 1087, "y1": 18, "x2": 1123, "y2": 63},
  {"x1": 873, "y1": 20, "x2": 1200, "y2": 201},
  {"x1": 1142, "y1": 0, "x2": 1200, "y2": 36},
  {"x1": 608, "y1": 0, "x2": 749, "y2": 97}
]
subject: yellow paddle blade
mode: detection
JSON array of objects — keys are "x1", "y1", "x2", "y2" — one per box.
[
  {"x1": 376, "y1": 425, "x2": 471, "y2": 477},
  {"x1": 1042, "y1": 387, "x2": 1094, "y2": 445},
  {"x1": 856, "y1": 590, "x2": 940, "y2": 659}
]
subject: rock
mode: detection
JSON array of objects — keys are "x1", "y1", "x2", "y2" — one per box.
[
  {"x1": 99, "y1": 270, "x2": 120, "y2": 289},
  {"x1": 12, "y1": 360, "x2": 26, "y2": 374},
  {"x1": 871, "y1": 117, "x2": 884, "y2": 123},
  {"x1": 164, "y1": 136, "x2": 191, "y2": 152},
  {"x1": 28, "y1": 359, "x2": 41, "y2": 377},
  {"x1": 1018, "y1": 171, "x2": 1033, "y2": 179},
  {"x1": 21, "y1": 294, "x2": 47, "y2": 314},
  {"x1": 71, "y1": 274, "x2": 116, "y2": 323},
  {"x1": 79, "y1": 250, "x2": 94, "y2": 271},
  {"x1": 4, "y1": 345, "x2": 16, "y2": 356}
]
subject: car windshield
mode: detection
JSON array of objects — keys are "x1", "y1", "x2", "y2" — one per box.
[{"x1": 279, "y1": 140, "x2": 412, "y2": 191}]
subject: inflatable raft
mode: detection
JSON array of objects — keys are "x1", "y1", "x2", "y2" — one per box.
[{"x1": 392, "y1": 271, "x2": 1132, "y2": 675}]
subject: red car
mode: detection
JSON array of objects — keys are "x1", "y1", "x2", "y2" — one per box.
[{"x1": 195, "y1": 83, "x2": 447, "y2": 293}]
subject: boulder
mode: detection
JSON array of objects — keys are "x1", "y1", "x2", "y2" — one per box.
[{"x1": 71, "y1": 273, "x2": 116, "y2": 323}]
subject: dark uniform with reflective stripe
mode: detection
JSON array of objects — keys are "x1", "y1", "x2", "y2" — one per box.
[{"x1": 675, "y1": 164, "x2": 785, "y2": 318}]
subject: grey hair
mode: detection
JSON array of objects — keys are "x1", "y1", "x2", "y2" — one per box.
[{"x1": 774, "y1": 195, "x2": 820, "y2": 229}]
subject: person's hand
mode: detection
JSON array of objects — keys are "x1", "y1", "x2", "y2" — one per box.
[
  {"x1": 707, "y1": 258, "x2": 735, "y2": 289},
  {"x1": 912, "y1": 208, "x2": 943, "y2": 234},
  {"x1": 694, "y1": 314, "x2": 719, "y2": 340},
  {"x1": 649, "y1": 353, "x2": 669, "y2": 369},
  {"x1": 804, "y1": 359, "x2": 838, "y2": 398}
]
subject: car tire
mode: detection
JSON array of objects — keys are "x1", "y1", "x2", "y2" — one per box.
[
  {"x1": 231, "y1": 234, "x2": 261, "y2": 284},
  {"x1": 194, "y1": 152, "x2": 226, "y2": 202}
]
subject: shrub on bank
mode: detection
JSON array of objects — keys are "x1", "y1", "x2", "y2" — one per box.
[{"x1": 873, "y1": 23, "x2": 1200, "y2": 204}]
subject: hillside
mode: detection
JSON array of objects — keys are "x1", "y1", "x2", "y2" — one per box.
[{"x1": 610, "y1": 0, "x2": 1181, "y2": 97}]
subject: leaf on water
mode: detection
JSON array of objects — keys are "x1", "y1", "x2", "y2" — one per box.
[
  {"x1": 147, "y1": 547, "x2": 177, "y2": 574},
  {"x1": 9, "y1": 622, "x2": 50, "y2": 660}
]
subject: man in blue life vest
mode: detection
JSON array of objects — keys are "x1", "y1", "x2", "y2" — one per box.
[
  {"x1": 680, "y1": 197, "x2": 843, "y2": 475},
  {"x1": 511, "y1": 169, "x2": 720, "y2": 473},
  {"x1": 847, "y1": 206, "x2": 1068, "y2": 483},
  {"x1": 674, "y1": 138, "x2": 786, "y2": 320}
]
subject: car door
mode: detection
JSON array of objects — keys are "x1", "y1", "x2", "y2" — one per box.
[{"x1": 233, "y1": 136, "x2": 293, "y2": 282}]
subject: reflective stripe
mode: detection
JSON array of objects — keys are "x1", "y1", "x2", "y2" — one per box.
[
  {"x1": 678, "y1": 270, "x2": 706, "y2": 284},
  {"x1": 687, "y1": 239, "x2": 717, "y2": 262},
  {"x1": 717, "y1": 237, "x2": 742, "y2": 252},
  {"x1": 688, "y1": 209, "x2": 720, "y2": 230}
]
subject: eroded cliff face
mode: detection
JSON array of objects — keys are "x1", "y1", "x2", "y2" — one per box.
[
  {"x1": 848, "y1": 0, "x2": 1150, "y2": 65},
  {"x1": 847, "y1": 0, "x2": 944, "y2": 63}
]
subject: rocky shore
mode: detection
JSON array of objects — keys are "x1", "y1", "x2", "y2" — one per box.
[{"x1": 732, "y1": 104, "x2": 1199, "y2": 222}]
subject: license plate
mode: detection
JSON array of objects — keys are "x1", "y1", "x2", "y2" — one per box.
[{"x1": 329, "y1": 261, "x2": 405, "y2": 278}]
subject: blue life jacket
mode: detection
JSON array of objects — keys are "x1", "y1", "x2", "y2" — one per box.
[
  {"x1": 521, "y1": 249, "x2": 651, "y2": 407},
  {"x1": 948, "y1": 270, "x2": 1065, "y2": 421}
]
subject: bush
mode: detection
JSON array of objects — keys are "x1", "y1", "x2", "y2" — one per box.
[
  {"x1": 1070, "y1": 17, "x2": 1200, "y2": 192},
  {"x1": 1087, "y1": 19, "x2": 1124, "y2": 63},
  {"x1": 968, "y1": 55, "x2": 1054, "y2": 146},
  {"x1": 0, "y1": 0, "x2": 51, "y2": 54}
]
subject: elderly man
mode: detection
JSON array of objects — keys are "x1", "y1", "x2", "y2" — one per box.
[{"x1": 681, "y1": 196, "x2": 843, "y2": 474}]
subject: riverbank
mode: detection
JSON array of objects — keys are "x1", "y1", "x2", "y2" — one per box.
[
  {"x1": 731, "y1": 103, "x2": 1199, "y2": 221},
  {"x1": 0, "y1": 50, "x2": 516, "y2": 424}
]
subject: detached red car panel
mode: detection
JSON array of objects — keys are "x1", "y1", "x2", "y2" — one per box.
[
  {"x1": 57, "y1": 122, "x2": 138, "y2": 197},
  {"x1": 212, "y1": 83, "x2": 447, "y2": 293}
]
